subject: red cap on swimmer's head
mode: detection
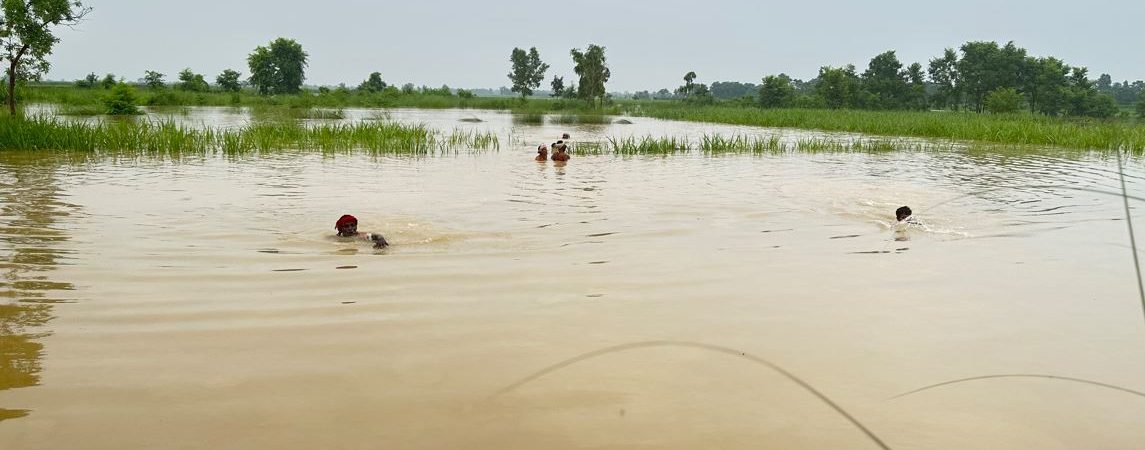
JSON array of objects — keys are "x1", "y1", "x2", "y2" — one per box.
[{"x1": 336, "y1": 214, "x2": 358, "y2": 229}]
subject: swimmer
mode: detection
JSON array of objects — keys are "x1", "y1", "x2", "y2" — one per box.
[
  {"x1": 552, "y1": 145, "x2": 570, "y2": 162},
  {"x1": 535, "y1": 144, "x2": 549, "y2": 161},
  {"x1": 335, "y1": 214, "x2": 389, "y2": 248},
  {"x1": 895, "y1": 206, "x2": 919, "y2": 224}
]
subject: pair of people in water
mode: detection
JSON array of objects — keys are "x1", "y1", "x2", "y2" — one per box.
[{"x1": 536, "y1": 133, "x2": 571, "y2": 162}]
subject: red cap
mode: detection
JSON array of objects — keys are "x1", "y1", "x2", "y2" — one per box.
[{"x1": 336, "y1": 214, "x2": 357, "y2": 229}]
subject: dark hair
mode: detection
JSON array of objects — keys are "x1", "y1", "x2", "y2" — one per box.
[{"x1": 895, "y1": 206, "x2": 912, "y2": 221}]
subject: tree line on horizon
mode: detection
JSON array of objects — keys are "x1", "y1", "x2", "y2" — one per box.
[{"x1": 2, "y1": 0, "x2": 1143, "y2": 118}]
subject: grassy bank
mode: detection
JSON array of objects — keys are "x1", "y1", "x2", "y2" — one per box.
[
  {"x1": 0, "y1": 116, "x2": 499, "y2": 155},
  {"x1": 18, "y1": 84, "x2": 1145, "y2": 151},
  {"x1": 633, "y1": 104, "x2": 1145, "y2": 151}
]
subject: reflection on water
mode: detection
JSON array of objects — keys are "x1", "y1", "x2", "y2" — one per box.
[
  {"x1": 2, "y1": 108, "x2": 1145, "y2": 449},
  {"x1": 0, "y1": 157, "x2": 76, "y2": 421}
]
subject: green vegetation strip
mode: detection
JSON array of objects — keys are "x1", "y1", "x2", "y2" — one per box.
[
  {"x1": 635, "y1": 105, "x2": 1145, "y2": 152},
  {"x1": 578, "y1": 135, "x2": 918, "y2": 156},
  {"x1": 0, "y1": 116, "x2": 499, "y2": 154}
]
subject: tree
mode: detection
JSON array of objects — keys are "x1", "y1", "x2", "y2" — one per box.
[
  {"x1": 143, "y1": 70, "x2": 166, "y2": 90},
  {"x1": 927, "y1": 48, "x2": 960, "y2": 110},
  {"x1": 175, "y1": 68, "x2": 208, "y2": 92},
  {"x1": 550, "y1": 75, "x2": 564, "y2": 97},
  {"x1": 100, "y1": 73, "x2": 116, "y2": 89},
  {"x1": 676, "y1": 71, "x2": 697, "y2": 98},
  {"x1": 759, "y1": 74, "x2": 795, "y2": 108},
  {"x1": 358, "y1": 71, "x2": 386, "y2": 93},
  {"x1": 75, "y1": 72, "x2": 97, "y2": 88},
  {"x1": 861, "y1": 50, "x2": 909, "y2": 109},
  {"x1": 955, "y1": 41, "x2": 1028, "y2": 112},
  {"x1": 984, "y1": 87, "x2": 1023, "y2": 113},
  {"x1": 247, "y1": 37, "x2": 308, "y2": 95},
  {"x1": 814, "y1": 65, "x2": 861, "y2": 109},
  {"x1": 905, "y1": 63, "x2": 928, "y2": 110},
  {"x1": 570, "y1": 44, "x2": 610, "y2": 105},
  {"x1": 216, "y1": 69, "x2": 242, "y2": 92},
  {"x1": 1024, "y1": 56, "x2": 1069, "y2": 115},
  {"x1": 710, "y1": 81, "x2": 758, "y2": 100},
  {"x1": 103, "y1": 82, "x2": 140, "y2": 115},
  {"x1": 1, "y1": 0, "x2": 92, "y2": 114},
  {"x1": 507, "y1": 47, "x2": 548, "y2": 98}
]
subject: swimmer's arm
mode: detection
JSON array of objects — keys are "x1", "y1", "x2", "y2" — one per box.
[{"x1": 363, "y1": 232, "x2": 389, "y2": 248}]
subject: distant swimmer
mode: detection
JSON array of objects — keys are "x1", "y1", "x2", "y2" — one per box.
[
  {"x1": 335, "y1": 214, "x2": 389, "y2": 248},
  {"x1": 552, "y1": 144, "x2": 570, "y2": 162},
  {"x1": 535, "y1": 144, "x2": 549, "y2": 161},
  {"x1": 895, "y1": 206, "x2": 919, "y2": 225}
]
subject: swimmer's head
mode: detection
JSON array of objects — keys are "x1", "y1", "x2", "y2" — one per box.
[
  {"x1": 336, "y1": 214, "x2": 358, "y2": 236},
  {"x1": 561, "y1": 133, "x2": 570, "y2": 139},
  {"x1": 537, "y1": 144, "x2": 548, "y2": 154},
  {"x1": 895, "y1": 206, "x2": 912, "y2": 222}
]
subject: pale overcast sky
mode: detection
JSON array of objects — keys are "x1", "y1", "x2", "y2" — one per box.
[{"x1": 47, "y1": 0, "x2": 1145, "y2": 91}]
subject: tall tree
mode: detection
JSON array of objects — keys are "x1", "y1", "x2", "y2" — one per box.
[
  {"x1": 676, "y1": 71, "x2": 697, "y2": 98},
  {"x1": 175, "y1": 68, "x2": 208, "y2": 92},
  {"x1": 216, "y1": 69, "x2": 242, "y2": 92},
  {"x1": 142, "y1": 70, "x2": 166, "y2": 90},
  {"x1": 1024, "y1": 56, "x2": 1070, "y2": 115},
  {"x1": 927, "y1": 48, "x2": 960, "y2": 110},
  {"x1": 358, "y1": 72, "x2": 386, "y2": 93},
  {"x1": 861, "y1": 50, "x2": 909, "y2": 109},
  {"x1": 814, "y1": 65, "x2": 861, "y2": 109},
  {"x1": 550, "y1": 75, "x2": 564, "y2": 98},
  {"x1": 905, "y1": 62, "x2": 928, "y2": 110},
  {"x1": 570, "y1": 44, "x2": 610, "y2": 106},
  {"x1": 758, "y1": 74, "x2": 795, "y2": 108},
  {"x1": 1, "y1": 0, "x2": 91, "y2": 114},
  {"x1": 247, "y1": 38, "x2": 308, "y2": 95},
  {"x1": 507, "y1": 47, "x2": 548, "y2": 99}
]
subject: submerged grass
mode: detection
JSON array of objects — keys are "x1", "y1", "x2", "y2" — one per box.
[
  {"x1": 0, "y1": 116, "x2": 499, "y2": 155},
  {"x1": 551, "y1": 114, "x2": 612, "y2": 125}
]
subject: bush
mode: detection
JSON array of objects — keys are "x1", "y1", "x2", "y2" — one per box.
[
  {"x1": 104, "y1": 83, "x2": 142, "y2": 115},
  {"x1": 984, "y1": 87, "x2": 1023, "y2": 114}
]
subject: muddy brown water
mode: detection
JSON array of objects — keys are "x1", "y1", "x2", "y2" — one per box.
[{"x1": 3, "y1": 107, "x2": 1145, "y2": 449}]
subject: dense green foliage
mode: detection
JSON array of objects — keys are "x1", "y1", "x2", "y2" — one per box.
[
  {"x1": 215, "y1": 69, "x2": 242, "y2": 92},
  {"x1": 507, "y1": 47, "x2": 548, "y2": 99},
  {"x1": 102, "y1": 82, "x2": 141, "y2": 115},
  {"x1": 1, "y1": 0, "x2": 91, "y2": 113},
  {"x1": 570, "y1": 44, "x2": 610, "y2": 106},
  {"x1": 175, "y1": 68, "x2": 209, "y2": 92},
  {"x1": 143, "y1": 70, "x2": 166, "y2": 89},
  {"x1": 985, "y1": 88, "x2": 1023, "y2": 114},
  {"x1": 357, "y1": 72, "x2": 386, "y2": 93},
  {"x1": 247, "y1": 38, "x2": 307, "y2": 95}
]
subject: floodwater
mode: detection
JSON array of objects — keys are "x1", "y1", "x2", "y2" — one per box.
[{"x1": 2, "y1": 107, "x2": 1145, "y2": 449}]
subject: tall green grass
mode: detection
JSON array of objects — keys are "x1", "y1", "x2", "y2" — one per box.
[
  {"x1": 636, "y1": 105, "x2": 1145, "y2": 152},
  {"x1": 0, "y1": 116, "x2": 498, "y2": 155}
]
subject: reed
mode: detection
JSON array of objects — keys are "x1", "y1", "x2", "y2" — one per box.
[{"x1": 0, "y1": 116, "x2": 499, "y2": 155}]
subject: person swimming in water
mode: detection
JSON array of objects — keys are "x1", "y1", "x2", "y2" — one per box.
[
  {"x1": 335, "y1": 214, "x2": 389, "y2": 248},
  {"x1": 895, "y1": 206, "x2": 919, "y2": 224},
  {"x1": 551, "y1": 144, "x2": 570, "y2": 162},
  {"x1": 535, "y1": 144, "x2": 549, "y2": 161}
]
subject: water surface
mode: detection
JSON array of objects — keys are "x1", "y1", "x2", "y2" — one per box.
[{"x1": 2, "y1": 107, "x2": 1144, "y2": 449}]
